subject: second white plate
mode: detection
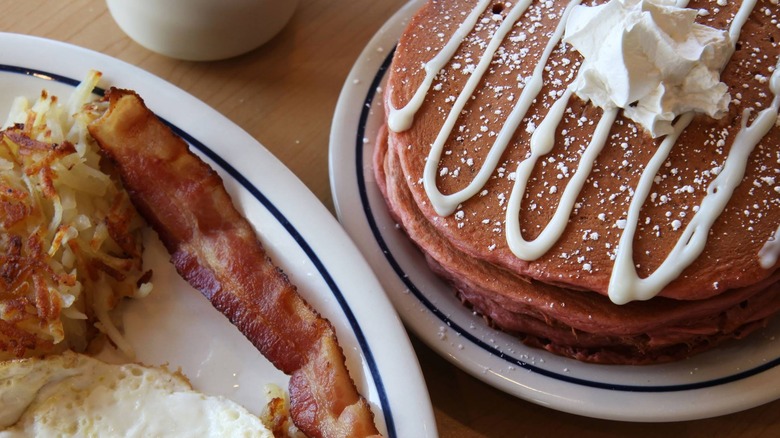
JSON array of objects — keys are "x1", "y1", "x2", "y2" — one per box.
[{"x1": 329, "y1": 0, "x2": 780, "y2": 423}]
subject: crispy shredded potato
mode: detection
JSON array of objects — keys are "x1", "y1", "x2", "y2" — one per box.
[
  {"x1": 0, "y1": 71, "x2": 151, "y2": 360},
  {"x1": 260, "y1": 384, "x2": 305, "y2": 438}
]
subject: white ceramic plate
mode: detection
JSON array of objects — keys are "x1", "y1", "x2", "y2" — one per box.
[
  {"x1": 329, "y1": 0, "x2": 780, "y2": 423},
  {"x1": 0, "y1": 32, "x2": 437, "y2": 437}
]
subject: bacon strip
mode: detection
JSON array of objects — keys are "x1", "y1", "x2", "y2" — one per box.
[{"x1": 88, "y1": 89, "x2": 380, "y2": 438}]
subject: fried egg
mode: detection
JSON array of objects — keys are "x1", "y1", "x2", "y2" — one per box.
[{"x1": 0, "y1": 352, "x2": 272, "y2": 437}]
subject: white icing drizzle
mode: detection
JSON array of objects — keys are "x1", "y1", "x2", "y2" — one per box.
[
  {"x1": 757, "y1": 67, "x2": 780, "y2": 270},
  {"x1": 387, "y1": 0, "x2": 493, "y2": 133},
  {"x1": 608, "y1": 0, "x2": 768, "y2": 303},
  {"x1": 506, "y1": 88, "x2": 618, "y2": 259},
  {"x1": 389, "y1": 0, "x2": 583, "y2": 216},
  {"x1": 759, "y1": 225, "x2": 780, "y2": 270},
  {"x1": 419, "y1": 0, "x2": 540, "y2": 216},
  {"x1": 609, "y1": 94, "x2": 780, "y2": 302},
  {"x1": 728, "y1": 0, "x2": 757, "y2": 42},
  {"x1": 392, "y1": 0, "x2": 775, "y2": 304}
]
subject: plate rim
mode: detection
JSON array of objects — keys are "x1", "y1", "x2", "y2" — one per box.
[
  {"x1": 328, "y1": 0, "x2": 780, "y2": 423},
  {"x1": 0, "y1": 31, "x2": 437, "y2": 437}
]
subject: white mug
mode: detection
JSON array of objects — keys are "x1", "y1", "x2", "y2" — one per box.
[{"x1": 106, "y1": 0, "x2": 299, "y2": 61}]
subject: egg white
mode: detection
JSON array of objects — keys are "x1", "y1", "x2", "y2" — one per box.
[{"x1": 0, "y1": 351, "x2": 273, "y2": 437}]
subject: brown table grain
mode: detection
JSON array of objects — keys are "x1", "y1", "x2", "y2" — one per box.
[{"x1": 2, "y1": 1, "x2": 777, "y2": 436}]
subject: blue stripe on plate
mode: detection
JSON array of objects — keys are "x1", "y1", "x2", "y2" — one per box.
[
  {"x1": 0, "y1": 64, "x2": 395, "y2": 436},
  {"x1": 354, "y1": 48, "x2": 780, "y2": 393}
]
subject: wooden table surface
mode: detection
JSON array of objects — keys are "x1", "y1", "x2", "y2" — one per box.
[{"x1": 3, "y1": 1, "x2": 777, "y2": 436}]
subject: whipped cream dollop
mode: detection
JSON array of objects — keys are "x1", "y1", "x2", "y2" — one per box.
[{"x1": 563, "y1": 0, "x2": 732, "y2": 138}]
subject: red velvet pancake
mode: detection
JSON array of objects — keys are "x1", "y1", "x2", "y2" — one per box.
[{"x1": 375, "y1": 0, "x2": 780, "y2": 363}]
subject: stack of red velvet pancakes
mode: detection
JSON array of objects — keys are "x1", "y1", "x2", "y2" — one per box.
[{"x1": 374, "y1": 0, "x2": 780, "y2": 364}]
